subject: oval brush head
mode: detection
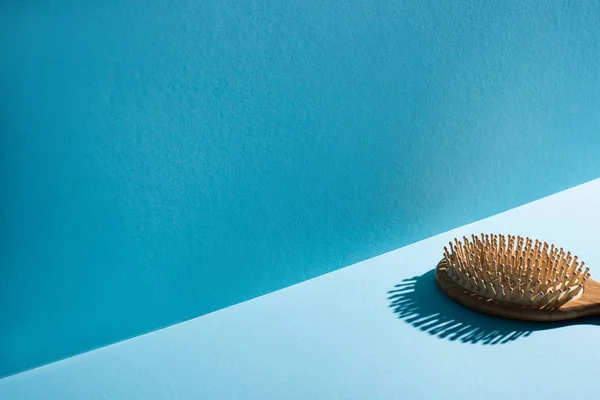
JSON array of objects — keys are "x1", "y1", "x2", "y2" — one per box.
[{"x1": 435, "y1": 233, "x2": 600, "y2": 321}]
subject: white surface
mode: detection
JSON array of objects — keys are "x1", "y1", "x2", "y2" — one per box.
[{"x1": 2, "y1": 179, "x2": 600, "y2": 399}]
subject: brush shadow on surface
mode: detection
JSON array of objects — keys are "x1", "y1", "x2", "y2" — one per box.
[{"x1": 388, "y1": 268, "x2": 600, "y2": 345}]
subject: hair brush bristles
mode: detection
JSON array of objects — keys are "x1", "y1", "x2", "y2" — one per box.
[{"x1": 443, "y1": 234, "x2": 591, "y2": 310}]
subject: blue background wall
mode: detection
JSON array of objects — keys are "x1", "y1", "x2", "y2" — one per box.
[{"x1": 1, "y1": 0, "x2": 600, "y2": 378}]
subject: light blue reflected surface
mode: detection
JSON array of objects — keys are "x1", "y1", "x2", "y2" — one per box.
[
  {"x1": 2, "y1": 0, "x2": 600, "y2": 378},
  {"x1": 1, "y1": 179, "x2": 599, "y2": 399}
]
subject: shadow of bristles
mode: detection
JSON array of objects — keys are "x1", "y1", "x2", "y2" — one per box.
[{"x1": 388, "y1": 269, "x2": 600, "y2": 345}]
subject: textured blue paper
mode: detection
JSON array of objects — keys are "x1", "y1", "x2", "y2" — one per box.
[
  {"x1": 1, "y1": 179, "x2": 599, "y2": 399},
  {"x1": 2, "y1": 0, "x2": 600, "y2": 378}
]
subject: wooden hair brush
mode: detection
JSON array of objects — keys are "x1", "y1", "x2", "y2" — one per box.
[{"x1": 435, "y1": 233, "x2": 600, "y2": 321}]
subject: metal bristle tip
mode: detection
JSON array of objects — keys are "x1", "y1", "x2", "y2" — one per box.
[{"x1": 443, "y1": 234, "x2": 589, "y2": 309}]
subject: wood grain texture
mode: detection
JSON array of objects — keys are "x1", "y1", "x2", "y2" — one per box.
[{"x1": 435, "y1": 259, "x2": 600, "y2": 321}]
